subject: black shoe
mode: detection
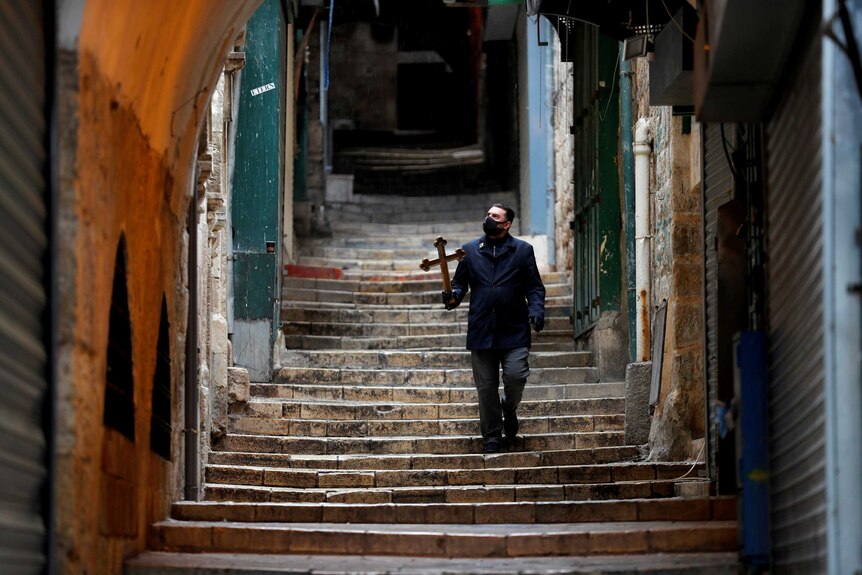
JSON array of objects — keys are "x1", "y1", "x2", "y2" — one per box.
[
  {"x1": 483, "y1": 437, "x2": 501, "y2": 454},
  {"x1": 503, "y1": 409, "x2": 519, "y2": 443}
]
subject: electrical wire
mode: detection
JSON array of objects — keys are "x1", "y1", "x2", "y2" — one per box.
[
  {"x1": 660, "y1": 0, "x2": 697, "y2": 43},
  {"x1": 599, "y1": 44, "x2": 622, "y2": 121},
  {"x1": 669, "y1": 442, "x2": 707, "y2": 481}
]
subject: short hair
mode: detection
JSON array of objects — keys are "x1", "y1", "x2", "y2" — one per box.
[{"x1": 491, "y1": 203, "x2": 516, "y2": 223}]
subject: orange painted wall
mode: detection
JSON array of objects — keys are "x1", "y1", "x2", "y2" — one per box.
[{"x1": 55, "y1": 1, "x2": 261, "y2": 573}]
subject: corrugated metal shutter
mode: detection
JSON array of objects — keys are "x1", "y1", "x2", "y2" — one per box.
[
  {"x1": 765, "y1": 33, "x2": 826, "y2": 572},
  {"x1": 702, "y1": 122, "x2": 735, "y2": 481},
  {"x1": 0, "y1": 1, "x2": 50, "y2": 573}
]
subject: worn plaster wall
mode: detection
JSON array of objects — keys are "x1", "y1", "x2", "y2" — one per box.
[
  {"x1": 552, "y1": 36, "x2": 574, "y2": 284},
  {"x1": 633, "y1": 59, "x2": 705, "y2": 461},
  {"x1": 55, "y1": 1, "x2": 261, "y2": 573}
]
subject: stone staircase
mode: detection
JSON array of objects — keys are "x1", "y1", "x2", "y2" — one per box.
[{"x1": 135, "y1": 191, "x2": 738, "y2": 573}]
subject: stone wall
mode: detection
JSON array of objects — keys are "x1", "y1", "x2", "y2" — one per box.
[
  {"x1": 552, "y1": 39, "x2": 574, "y2": 284},
  {"x1": 633, "y1": 59, "x2": 705, "y2": 461},
  {"x1": 55, "y1": 1, "x2": 261, "y2": 573}
]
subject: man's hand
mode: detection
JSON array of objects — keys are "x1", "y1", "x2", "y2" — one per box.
[
  {"x1": 529, "y1": 315, "x2": 544, "y2": 333},
  {"x1": 442, "y1": 290, "x2": 457, "y2": 310}
]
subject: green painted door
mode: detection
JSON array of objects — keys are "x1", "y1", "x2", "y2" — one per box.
[{"x1": 571, "y1": 24, "x2": 621, "y2": 335}]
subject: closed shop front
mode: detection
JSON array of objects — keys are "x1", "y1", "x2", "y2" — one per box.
[
  {"x1": 765, "y1": 28, "x2": 826, "y2": 572},
  {"x1": 0, "y1": 1, "x2": 52, "y2": 572}
]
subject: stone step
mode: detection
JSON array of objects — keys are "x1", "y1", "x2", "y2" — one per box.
[
  {"x1": 334, "y1": 269, "x2": 568, "y2": 285},
  {"x1": 283, "y1": 331, "x2": 574, "y2": 351},
  {"x1": 149, "y1": 518, "x2": 737, "y2": 558},
  {"x1": 205, "y1": 462, "x2": 699, "y2": 490},
  {"x1": 282, "y1": 317, "x2": 573, "y2": 338},
  {"x1": 299, "y1": 235, "x2": 478, "y2": 250},
  {"x1": 278, "y1": 349, "x2": 592, "y2": 369},
  {"x1": 282, "y1": 303, "x2": 573, "y2": 322},
  {"x1": 298, "y1": 246, "x2": 438, "y2": 260},
  {"x1": 202, "y1": 480, "x2": 696, "y2": 505},
  {"x1": 208, "y1": 446, "x2": 641, "y2": 471},
  {"x1": 272, "y1": 366, "x2": 598, "y2": 387},
  {"x1": 250, "y1": 382, "x2": 626, "y2": 402},
  {"x1": 327, "y1": 190, "x2": 516, "y2": 211},
  {"x1": 175, "y1": 497, "x2": 731, "y2": 524},
  {"x1": 326, "y1": 220, "x2": 509, "y2": 235},
  {"x1": 237, "y1": 397, "x2": 622, "y2": 421},
  {"x1": 126, "y1": 550, "x2": 740, "y2": 575},
  {"x1": 283, "y1": 277, "x2": 571, "y2": 297},
  {"x1": 228, "y1": 412, "x2": 624, "y2": 438},
  {"x1": 214, "y1": 430, "x2": 626, "y2": 455},
  {"x1": 281, "y1": 285, "x2": 570, "y2": 305}
]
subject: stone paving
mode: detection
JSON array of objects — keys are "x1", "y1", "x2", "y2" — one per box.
[{"x1": 140, "y1": 191, "x2": 738, "y2": 573}]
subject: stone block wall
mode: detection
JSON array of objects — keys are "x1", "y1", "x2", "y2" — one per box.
[{"x1": 633, "y1": 59, "x2": 705, "y2": 462}]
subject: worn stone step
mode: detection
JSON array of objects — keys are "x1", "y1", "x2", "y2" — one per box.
[
  {"x1": 272, "y1": 366, "x2": 598, "y2": 387},
  {"x1": 277, "y1": 349, "x2": 592, "y2": 369},
  {"x1": 201, "y1": 479, "x2": 699, "y2": 505},
  {"x1": 284, "y1": 321, "x2": 469, "y2": 338},
  {"x1": 284, "y1": 277, "x2": 570, "y2": 295},
  {"x1": 326, "y1": 220, "x2": 505, "y2": 235},
  {"x1": 214, "y1": 430, "x2": 626, "y2": 455},
  {"x1": 207, "y1": 446, "x2": 641, "y2": 471},
  {"x1": 176, "y1": 497, "x2": 732, "y2": 525},
  {"x1": 282, "y1": 286, "x2": 570, "y2": 305},
  {"x1": 237, "y1": 397, "x2": 623, "y2": 421},
  {"x1": 228, "y1": 412, "x2": 624, "y2": 438},
  {"x1": 149, "y1": 518, "x2": 737, "y2": 557},
  {"x1": 282, "y1": 317, "x2": 573, "y2": 338},
  {"x1": 205, "y1": 462, "x2": 700, "y2": 490},
  {"x1": 283, "y1": 320, "x2": 465, "y2": 338},
  {"x1": 298, "y1": 246, "x2": 436, "y2": 260},
  {"x1": 281, "y1": 299, "x2": 572, "y2": 313},
  {"x1": 249, "y1": 382, "x2": 626, "y2": 402},
  {"x1": 126, "y1": 550, "x2": 740, "y2": 575},
  {"x1": 282, "y1": 303, "x2": 571, "y2": 322},
  {"x1": 283, "y1": 331, "x2": 573, "y2": 350}
]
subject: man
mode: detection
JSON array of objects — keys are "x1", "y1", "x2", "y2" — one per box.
[{"x1": 442, "y1": 203, "x2": 546, "y2": 454}]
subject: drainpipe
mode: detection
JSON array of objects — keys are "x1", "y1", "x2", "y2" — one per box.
[
  {"x1": 184, "y1": 186, "x2": 200, "y2": 501},
  {"x1": 620, "y1": 58, "x2": 636, "y2": 362},
  {"x1": 634, "y1": 117, "x2": 652, "y2": 361}
]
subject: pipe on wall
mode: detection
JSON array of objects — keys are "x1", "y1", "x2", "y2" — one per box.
[
  {"x1": 620, "y1": 57, "x2": 636, "y2": 362},
  {"x1": 184, "y1": 186, "x2": 200, "y2": 501},
  {"x1": 634, "y1": 117, "x2": 652, "y2": 361}
]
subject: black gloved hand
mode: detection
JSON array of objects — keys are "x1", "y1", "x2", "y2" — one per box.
[
  {"x1": 529, "y1": 315, "x2": 544, "y2": 333},
  {"x1": 441, "y1": 290, "x2": 457, "y2": 310}
]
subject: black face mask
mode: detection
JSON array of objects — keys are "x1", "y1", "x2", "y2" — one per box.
[{"x1": 483, "y1": 216, "x2": 505, "y2": 236}]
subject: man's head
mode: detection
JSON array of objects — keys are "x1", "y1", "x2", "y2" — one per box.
[{"x1": 483, "y1": 203, "x2": 515, "y2": 238}]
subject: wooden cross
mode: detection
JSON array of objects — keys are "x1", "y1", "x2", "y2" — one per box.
[{"x1": 420, "y1": 236, "x2": 466, "y2": 304}]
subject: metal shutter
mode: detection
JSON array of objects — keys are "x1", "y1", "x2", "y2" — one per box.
[
  {"x1": 701, "y1": 122, "x2": 735, "y2": 483},
  {"x1": 0, "y1": 1, "x2": 50, "y2": 573},
  {"x1": 765, "y1": 33, "x2": 826, "y2": 572}
]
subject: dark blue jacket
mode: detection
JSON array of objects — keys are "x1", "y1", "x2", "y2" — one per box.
[{"x1": 450, "y1": 233, "x2": 546, "y2": 350}]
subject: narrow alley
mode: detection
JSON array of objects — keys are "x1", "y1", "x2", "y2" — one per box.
[
  {"x1": 2, "y1": 1, "x2": 861, "y2": 574},
  {"x1": 133, "y1": 190, "x2": 736, "y2": 570}
]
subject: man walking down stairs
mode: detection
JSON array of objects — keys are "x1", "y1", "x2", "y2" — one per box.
[{"x1": 131, "y1": 192, "x2": 739, "y2": 574}]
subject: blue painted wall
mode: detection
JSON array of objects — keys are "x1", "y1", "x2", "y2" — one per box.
[{"x1": 525, "y1": 16, "x2": 553, "y2": 235}]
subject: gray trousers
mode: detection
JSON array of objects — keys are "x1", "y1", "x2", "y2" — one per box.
[{"x1": 470, "y1": 347, "x2": 530, "y2": 438}]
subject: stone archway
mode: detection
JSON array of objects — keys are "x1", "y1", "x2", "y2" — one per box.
[{"x1": 54, "y1": 2, "x2": 261, "y2": 572}]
